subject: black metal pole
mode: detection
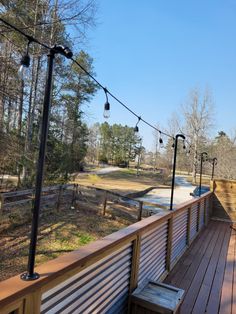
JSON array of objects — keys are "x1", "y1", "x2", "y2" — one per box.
[
  {"x1": 211, "y1": 157, "x2": 217, "y2": 180},
  {"x1": 136, "y1": 140, "x2": 142, "y2": 176},
  {"x1": 21, "y1": 49, "x2": 55, "y2": 281},
  {"x1": 170, "y1": 134, "x2": 185, "y2": 211},
  {"x1": 199, "y1": 152, "x2": 207, "y2": 197}
]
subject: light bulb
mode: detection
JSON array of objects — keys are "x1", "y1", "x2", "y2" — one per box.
[
  {"x1": 159, "y1": 137, "x2": 164, "y2": 148},
  {"x1": 18, "y1": 54, "x2": 30, "y2": 81},
  {"x1": 103, "y1": 101, "x2": 110, "y2": 119},
  {"x1": 18, "y1": 64, "x2": 30, "y2": 80}
]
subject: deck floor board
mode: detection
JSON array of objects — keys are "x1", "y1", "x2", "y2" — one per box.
[{"x1": 164, "y1": 220, "x2": 234, "y2": 314}]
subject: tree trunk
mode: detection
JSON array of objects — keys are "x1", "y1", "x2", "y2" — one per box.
[{"x1": 192, "y1": 141, "x2": 198, "y2": 184}]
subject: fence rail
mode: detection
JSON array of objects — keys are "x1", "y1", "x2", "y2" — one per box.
[
  {"x1": 0, "y1": 184, "x2": 75, "y2": 212},
  {"x1": 0, "y1": 184, "x2": 167, "y2": 221},
  {"x1": 0, "y1": 191, "x2": 212, "y2": 314}
]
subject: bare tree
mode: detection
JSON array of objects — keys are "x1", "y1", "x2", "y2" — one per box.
[
  {"x1": 182, "y1": 88, "x2": 214, "y2": 183},
  {"x1": 210, "y1": 132, "x2": 236, "y2": 180}
]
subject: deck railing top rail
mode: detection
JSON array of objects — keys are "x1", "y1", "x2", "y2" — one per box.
[{"x1": 0, "y1": 191, "x2": 213, "y2": 313}]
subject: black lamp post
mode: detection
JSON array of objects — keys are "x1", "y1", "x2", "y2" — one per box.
[
  {"x1": 136, "y1": 140, "x2": 142, "y2": 176},
  {"x1": 170, "y1": 134, "x2": 185, "y2": 211},
  {"x1": 20, "y1": 46, "x2": 73, "y2": 281},
  {"x1": 199, "y1": 152, "x2": 208, "y2": 197},
  {"x1": 210, "y1": 157, "x2": 217, "y2": 180},
  {"x1": 0, "y1": 18, "x2": 75, "y2": 281}
]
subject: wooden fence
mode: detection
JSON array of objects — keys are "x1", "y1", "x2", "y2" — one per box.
[
  {"x1": 211, "y1": 179, "x2": 236, "y2": 221},
  {"x1": 0, "y1": 184, "x2": 168, "y2": 222},
  {"x1": 0, "y1": 184, "x2": 75, "y2": 214},
  {"x1": 0, "y1": 191, "x2": 212, "y2": 314}
]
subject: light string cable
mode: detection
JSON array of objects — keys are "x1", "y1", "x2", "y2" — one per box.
[
  {"x1": 71, "y1": 57, "x2": 174, "y2": 140},
  {"x1": 0, "y1": 17, "x2": 185, "y2": 142}
]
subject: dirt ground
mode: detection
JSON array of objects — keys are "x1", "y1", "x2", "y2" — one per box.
[
  {"x1": 73, "y1": 168, "x2": 170, "y2": 194},
  {"x1": 0, "y1": 169, "x2": 168, "y2": 282},
  {"x1": 0, "y1": 200, "x2": 138, "y2": 282}
]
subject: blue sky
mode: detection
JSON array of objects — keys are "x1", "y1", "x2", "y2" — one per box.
[{"x1": 83, "y1": 0, "x2": 236, "y2": 150}]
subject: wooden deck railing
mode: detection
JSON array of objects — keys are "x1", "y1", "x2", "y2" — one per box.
[{"x1": 0, "y1": 191, "x2": 213, "y2": 314}]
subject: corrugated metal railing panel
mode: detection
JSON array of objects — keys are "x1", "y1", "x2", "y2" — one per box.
[
  {"x1": 138, "y1": 221, "x2": 168, "y2": 285},
  {"x1": 40, "y1": 243, "x2": 132, "y2": 314},
  {"x1": 171, "y1": 209, "x2": 188, "y2": 264},
  {"x1": 199, "y1": 200, "x2": 205, "y2": 229},
  {"x1": 190, "y1": 202, "x2": 198, "y2": 240}
]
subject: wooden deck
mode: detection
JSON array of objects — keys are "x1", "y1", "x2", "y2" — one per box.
[{"x1": 164, "y1": 220, "x2": 236, "y2": 314}]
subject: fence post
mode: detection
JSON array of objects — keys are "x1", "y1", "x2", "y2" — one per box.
[
  {"x1": 24, "y1": 291, "x2": 42, "y2": 314},
  {"x1": 102, "y1": 191, "x2": 107, "y2": 216},
  {"x1": 210, "y1": 193, "x2": 213, "y2": 217},
  {"x1": 75, "y1": 184, "x2": 78, "y2": 204},
  {"x1": 204, "y1": 198, "x2": 208, "y2": 226},
  {"x1": 187, "y1": 206, "x2": 192, "y2": 246},
  {"x1": 137, "y1": 201, "x2": 143, "y2": 221},
  {"x1": 197, "y1": 201, "x2": 201, "y2": 232},
  {"x1": 166, "y1": 216, "x2": 173, "y2": 272},
  {"x1": 71, "y1": 184, "x2": 77, "y2": 208},
  {"x1": 56, "y1": 185, "x2": 62, "y2": 212},
  {"x1": 0, "y1": 193, "x2": 4, "y2": 214},
  {"x1": 128, "y1": 234, "x2": 141, "y2": 313}
]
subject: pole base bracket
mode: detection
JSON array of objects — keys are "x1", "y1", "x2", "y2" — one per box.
[{"x1": 20, "y1": 272, "x2": 40, "y2": 281}]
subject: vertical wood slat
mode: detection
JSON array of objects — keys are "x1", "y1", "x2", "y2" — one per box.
[
  {"x1": 137, "y1": 202, "x2": 143, "y2": 221},
  {"x1": 166, "y1": 217, "x2": 173, "y2": 272},
  {"x1": 187, "y1": 206, "x2": 192, "y2": 246}
]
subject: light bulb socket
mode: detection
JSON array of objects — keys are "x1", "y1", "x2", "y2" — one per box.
[
  {"x1": 103, "y1": 101, "x2": 110, "y2": 119},
  {"x1": 159, "y1": 138, "x2": 163, "y2": 144},
  {"x1": 134, "y1": 125, "x2": 139, "y2": 133},
  {"x1": 20, "y1": 54, "x2": 30, "y2": 67},
  {"x1": 53, "y1": 45, "x2": 73, "y2": 59},
  {"x1": 104, "y1": 101, "x2": 110, "y2": 111}
]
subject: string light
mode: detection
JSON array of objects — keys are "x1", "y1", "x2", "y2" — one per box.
[
  {"x1": 187, "y1": 144, "x2": 191, "y2": 156},
  {"x1": 71, "y1": 57, "x2": 177, "y2": 141},
  {"x1": 134, "y1": 116, "x2": 141, "y2": 133},
  {"x1": 0, "y1": 17, "x2": 189, "y2": 145},
  {"x1": 159, "y1": 131, "x2": 164, "y2": 148},
  {"x1": 103, "y1": 88, "x2": 110, "y2": 119},
  {"x1": 0, "y1": 16, "x2": 193, "y2": 282},
  {"x1": 171, "y1": 139, "x2": 175, "y2": 149},
  {"x1": 18, "y1": 40, "x2": 31, "y2": 80}
]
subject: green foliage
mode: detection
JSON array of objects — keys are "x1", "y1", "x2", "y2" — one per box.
[
  {"x1": 98, "y1": 122, "x2": 141, "y2": 166},
  {"x1": 0, "y1": 2, "x2": 98, "y2": 186},
  {"x1": 88, "y1": 174, "x2": 100, "y2": 185}
]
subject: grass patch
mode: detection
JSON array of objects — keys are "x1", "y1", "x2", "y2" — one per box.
[{"x1": 0, "y1": 201, "x2": 133, "y2": 281}]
